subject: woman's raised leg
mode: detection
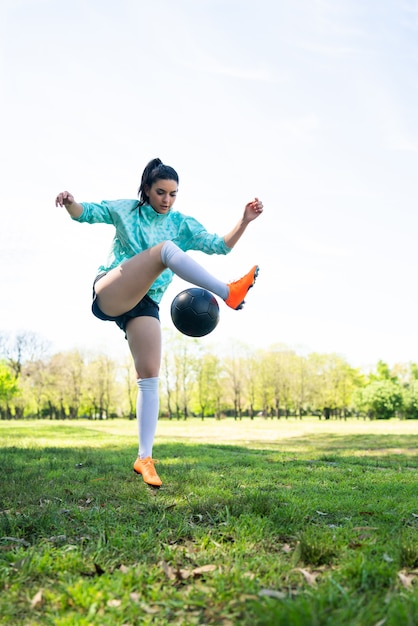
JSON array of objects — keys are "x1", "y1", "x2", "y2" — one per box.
[{"x1": 95, "y1": 240, "x2": 259, "y2": 318}]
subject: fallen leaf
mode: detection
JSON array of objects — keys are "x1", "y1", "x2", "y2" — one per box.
[
  {"x1": 1, "y1": 537, "x2": 30, "y2": 547},
  {"x1": 129, "y1": 592, "x2": 140, "y2": 603},
  {"x1": 30, "y1": 589, "x2": 43, "y2": 609},
  {"x1": 239, "y1": 594, "x2": 259, "y2": 601},
  {"x1": 48, "y1": 535, "x2": 67, "y2": 544},
  {"x1": 192, "y1": 564, "x2": 217, "y2": 575},
  {"x1": 161, "y1": 561, "x2": 217, "y2": 582},
  {"x1": 77, "y1": 535, "x2": 91, "y2": 544},
  {"x1": 293, "y1": 568, "x2": 320, "y2": 586},
  {"x1": 140, "y1": 603, "x2": 160, "y2": 614},
  {"x1": 398, "y1": 571, "x2": 416, "y2": 589},
  {"x1": 259, "y1": 588, "x2": 286, "y2": 599},
  {"x1": 160, "y1": 561, "x2": 176, "y2": 580},
  {"x1": 78, "y1": 497, "x2": 93, "y2": 506}
]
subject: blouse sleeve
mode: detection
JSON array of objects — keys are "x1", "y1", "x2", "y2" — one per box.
[
  {"x1": 72, "y1": 201, "x2": 114, "y2": 225},
  {"x1": 174, "y1": 215, "x2": 232, "y2": 255}
]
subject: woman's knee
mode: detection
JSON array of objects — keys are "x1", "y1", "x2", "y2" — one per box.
[
  {"x1": 133, "y1": 349, "x2": 161, "y2": 378},
  {"x1": 134, "y1": 361, "x2": 160, "y2": 379}
]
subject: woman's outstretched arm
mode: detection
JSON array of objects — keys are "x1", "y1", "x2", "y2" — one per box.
[
  {"x1": 55, "y1": 191, "x2": 84, "y2": 218},
  {"x1": 223, "y1": 197, "x2": 263, "y2": 249}
]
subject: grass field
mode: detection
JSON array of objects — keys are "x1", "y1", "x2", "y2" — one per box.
[{"x1": 0, "y1": 417, "x2": 417, "y2": 625}]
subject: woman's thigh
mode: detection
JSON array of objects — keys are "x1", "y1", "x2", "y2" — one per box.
[
  {"x1": 95, "y1": 244, "x2": 165, "y2": 317},
  {"x1": 126, "y1": 316, "x2": 162, "y2": 379}
]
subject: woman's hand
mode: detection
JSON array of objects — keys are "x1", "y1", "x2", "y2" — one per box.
[
  {"x1": 244, "y1": 197, "x2": 263, "y2": 222},
  {"x1": 55, "y1": 191, "x2": 83, "y2": 218},
  {"x1": 55, "y1": 191, "x2": 75, "y2": 207}
]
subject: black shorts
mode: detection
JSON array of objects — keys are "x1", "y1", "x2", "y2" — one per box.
[{"x1": 92, "y1": 273, "x2": 160, "y2": 335}]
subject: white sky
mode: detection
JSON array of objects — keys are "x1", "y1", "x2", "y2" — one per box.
[{"x1": 1, "y1": 0, "x2": 418, "y2": 369}]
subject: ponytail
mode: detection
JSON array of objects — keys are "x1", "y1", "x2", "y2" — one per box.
[{"x1": 137, "y1": 158, "x2": 179, "y2": 206}]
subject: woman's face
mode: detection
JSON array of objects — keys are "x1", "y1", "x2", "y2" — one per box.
[{"x1": 146, "y1": 178, "x2": 178, "y2": 214}]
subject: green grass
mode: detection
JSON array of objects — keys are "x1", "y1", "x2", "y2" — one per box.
[{"x1": 0, "y1": 418, "x2": 417, "y2": 625}]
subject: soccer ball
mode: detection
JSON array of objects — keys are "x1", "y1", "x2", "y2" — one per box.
[{"x1": 170, "y1": 288, "x2": 220, "y2": 337}]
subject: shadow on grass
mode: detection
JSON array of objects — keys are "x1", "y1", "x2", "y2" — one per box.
[
  {"x1": 2, "y1": 434, "x2": 417, "y2": 496},
  {"x1": 2, "y1": 431, "x2": 417, "y2": 481},
  {"x1": 1, "y1": 436, "x2": 417, "y2": 550},
  {"x1": 271, "y1": 431, "x2": 418, "y2": 456}
]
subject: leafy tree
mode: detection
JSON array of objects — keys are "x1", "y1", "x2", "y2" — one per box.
[
  {"x1": 83, "y1": 355, "x2": 118, "y2": 419},
  {"x1": 398, "y1": 364, "x2": 418, "y2": 419},
  {"x1": 171, "y1": 334, "x2": 196, "y2": 419},
  {"x1": 38, "y1": 351, "x2": 86, "y2": 419},
  {"x1": 120, "y1": 356, "x2": 136, "y2": 419},
  {"x1": 256, "y1": 349, "x2": 274, "y2": 418},
  {"x1": 357, "y1": 380, "x2": 403, "y2": 419},
  {"x1": 242, "y1": 349, "x2": 258, "y2": 419},
  {"x1": 402, "y1": 382, "x2": 418, "y2": 419},
  {"x1": 0, "y1": 361, "x2": 19, "y2": 418},
  {"x1": 20, "y1": 359, "x2": 51, "y2": 417},
  {"x1": 370, "y1": 360, "x2": 398, "y2": 383},
  {"x1": 292, "y1": 354, "x2": 309, "y2": 419},
  {"x1": 223, "y1": 341, "x2": 247, "y2": 420},
  {"x1": 267, "y1": 346, "x2": 297, "y2": 418},
  {"x1": 0, "y1": 331, "x2": 50, "y2": 379},
  {"x1": 161, "y1": 347, "x2": 174, "y2": 419},
  {"x1": 193, "y1": 352, "x2": 223, "y2": 419},
  {"x1": 410, "y1": 362, "x2": 418, "y2": 380},
  {"x1": 308, "y1": 353, "x2": 363, "y2": 419}
]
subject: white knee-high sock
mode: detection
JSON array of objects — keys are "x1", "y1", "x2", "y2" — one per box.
[
  {"x1": 136, "y1": 377, "x2": 160, "y2": 459},
  {"x1": 161, "y1": 241, "x2": 229, "y2": 300}
]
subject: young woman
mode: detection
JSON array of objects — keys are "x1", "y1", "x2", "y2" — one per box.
[{"x1": 55, "y1": 158, "x2": 263, "y2": 487}]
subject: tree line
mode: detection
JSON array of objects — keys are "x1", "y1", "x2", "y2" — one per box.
[{"x1": 0, "y1": 330, "x2": 417, "y2": 421}]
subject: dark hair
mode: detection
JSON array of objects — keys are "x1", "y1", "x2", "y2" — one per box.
[{"x1": 137, "y1": 158, "x2": 179, "y2": 206}]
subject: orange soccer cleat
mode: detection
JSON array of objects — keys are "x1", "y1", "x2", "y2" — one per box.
[
  {"x1": 225, "y1": 265, "x2": 259, "y2": 310},
  {"x1": 133, "y1": 456, "x2": 162, "y2": 487}
]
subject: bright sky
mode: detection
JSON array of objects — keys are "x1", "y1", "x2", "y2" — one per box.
[{"x1": 1, "y1": 0, "x2": 418, "y2": 370}]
